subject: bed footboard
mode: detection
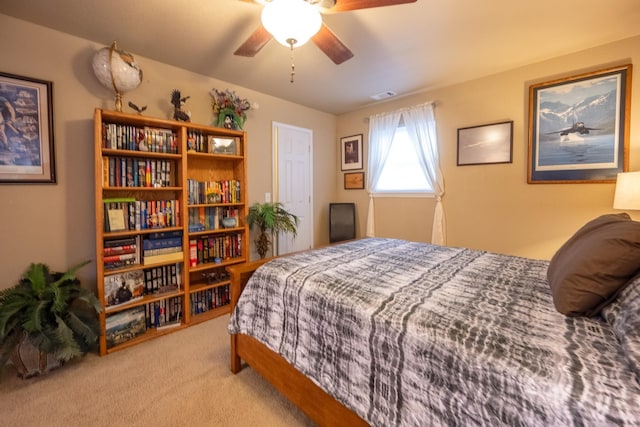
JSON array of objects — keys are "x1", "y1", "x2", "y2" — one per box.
[
  {"x1": 227, "y1": 258, "x2": 270, "y2": 373},
  {"x1": 227, "y1": 259, "x2": 369, "y2": 426}
]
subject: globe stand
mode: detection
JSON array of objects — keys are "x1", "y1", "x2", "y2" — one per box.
[
  {"x1": 92, "y1": 41, "x2": 142, "y2": 113},
  {"x1": 114, "y1": 92, "x2": 123, "y2": 113},
  {"x1": 108, "y1": 43, "x2": 123, "y2": 112}
]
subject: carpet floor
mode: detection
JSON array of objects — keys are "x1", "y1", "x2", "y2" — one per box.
[{"x1": 0, "y1": 314, "x2": 316, "y2": 427}]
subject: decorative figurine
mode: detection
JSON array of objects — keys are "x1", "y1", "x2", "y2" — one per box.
[
  {"x1": 128, "y1": 101, "x2": 147, "y2": 115},
  {"x1": 210, "y1": 88, "x2": 253, "y2": 130},
  {"x1": 171, "y1": 89, "x2": 191, "y2": 122}
]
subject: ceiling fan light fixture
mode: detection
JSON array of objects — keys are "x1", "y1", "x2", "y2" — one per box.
[{"x1": 261, "y1": 0, "x2": 322, "y2": 48}]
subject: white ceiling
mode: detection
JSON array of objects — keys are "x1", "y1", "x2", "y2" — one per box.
[{"x1": 2, "y1": 0, "x2": 639, "y2": 114}]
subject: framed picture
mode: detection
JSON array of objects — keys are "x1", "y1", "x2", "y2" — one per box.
[
  {"x1": 457, "y1": 121, "x2": 513, "y2": 166},
  {"x1": 209, "y1": 136, "x2": 237, "y2": 155},
  {"x1": 0, "y1": 72, "x2": 55, "y2": 184},
  {"x1": 340, "y1": 134, "x2": 363, "y2": 170},
  {"x1": 344, "y1": 171, "x2": 364, "y2": 189},
  {"x1": 528, "y1": 64, "x2": 631, "y2": 183}
]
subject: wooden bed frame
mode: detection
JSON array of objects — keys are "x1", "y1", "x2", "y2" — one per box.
[{"x1": 228, "y1": 260, "x2": 369, "y2": 427}]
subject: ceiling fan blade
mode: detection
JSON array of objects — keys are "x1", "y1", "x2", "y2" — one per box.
[
  {"x1": 312, "y1": 24, "x2": 354, "y2": 64},
  {"x1": 328, "y1": 0, "x2": 417, "y2": 12},
  {"x1": 234, "y1": 24, "x2": 273, "y2": 57}
]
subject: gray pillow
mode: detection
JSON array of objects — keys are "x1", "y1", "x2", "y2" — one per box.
[{"x1": 547, "y1": 213, "x2": 640, "y2": 316}]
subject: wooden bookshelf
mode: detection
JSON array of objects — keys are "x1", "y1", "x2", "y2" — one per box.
[{"x1": 94, "y1": 109, "x2": 248, "y2": 355}]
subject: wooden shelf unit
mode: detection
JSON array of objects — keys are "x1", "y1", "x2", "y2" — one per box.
[{"x1": 94, "y1": 109, "x2": 248, "y2": 355}]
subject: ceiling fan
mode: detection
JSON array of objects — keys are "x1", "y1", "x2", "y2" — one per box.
[{"x1": 234, "y1": 0, "x2": 417, "y2": 65}]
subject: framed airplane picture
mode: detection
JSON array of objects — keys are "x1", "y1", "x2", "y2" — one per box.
[{"x1": 527, "y1": 64, "x2": 631, "y2": 183}]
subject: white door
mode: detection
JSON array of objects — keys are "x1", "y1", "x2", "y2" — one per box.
[{"x1": 273, "y1": 122, "x2": 313, "y2": 256}]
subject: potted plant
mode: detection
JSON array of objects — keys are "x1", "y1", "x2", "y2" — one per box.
[
  {"x1": 247, "y1": 202, "x2": 299, "y2": 259},
  {"x1": 0, "y1": 261, "x2": 102, "y2": 379}
]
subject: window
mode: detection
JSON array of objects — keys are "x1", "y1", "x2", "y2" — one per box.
[{"x1": 373, "y1": 126, "x2": 433, "y2": 194}]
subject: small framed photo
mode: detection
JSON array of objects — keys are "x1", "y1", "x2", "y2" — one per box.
[
  {"x1": 340, "y1": 134, "x2": 363, "y2": 170},
  {"x1": 0, "y1": 72, "x2": 55, "y2": 184},
  {"x1": 457, "y1": 121, "x2": 513, "y2": 166},
  {"x1": 209, "y1": 136, "x2": 237, "y2": 155},
  {"x1": 528, "y1": 64, "x2": 631, "y2": 183},
  {"x1": 344, "y1": 171, "x2": 364, "y2": 190}
]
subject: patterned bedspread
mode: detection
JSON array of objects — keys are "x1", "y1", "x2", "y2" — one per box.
[{"x1": 228, "y1": 238, "x2": 640, "y2": 426}]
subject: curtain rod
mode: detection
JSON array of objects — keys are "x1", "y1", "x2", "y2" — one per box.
[{"x1": 363, "y1": 100, "x2": 439, "y2": 123}]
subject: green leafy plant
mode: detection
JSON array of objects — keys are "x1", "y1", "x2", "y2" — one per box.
[
  {"x1": 0, "y1": 261, "x2": 102, "y2": 377},
  {"x1": 246, "y1": 202, "x2": 299, "y2": 259}
]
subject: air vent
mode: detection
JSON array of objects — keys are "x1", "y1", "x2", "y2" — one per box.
[{"x1": 370, "y1": 90, "x2": 397, "y2": 101}]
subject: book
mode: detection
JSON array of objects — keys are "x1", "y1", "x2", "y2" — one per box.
[
  {"x1": 103, "y1": 197, "x2": 136, "y2": 232},
  {"x1": 156, "y1": 321, "x2": 181, "y2": 331},
  {"x1": 107, "y1": 208, "x2": 126, "y2": 231},
  {"x1": 104, "y1": 270, "x2": 145, "y2": 308},
  {"x1": 105, "y1": 306, "x2": 147, "y2": 348},
  {"x1": 103, "y1": 252, "x2": 137, "y2": 264},
  {"x1": 143, "y1": 251, "x2": 183, "y2": 266},
  {"x1": 103, "y1": 245, "x2": 137, "y2": 256},
  {"x1": 104, "y1": 259, "x2": 137, "y2": 271},
  {"x1": 104, "y1": 237, "x2": 136, "y2": 248}
]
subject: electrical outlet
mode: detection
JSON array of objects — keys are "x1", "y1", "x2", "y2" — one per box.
[{"x1": 265, "y1": 192, "x2": 271, "y2": 202}]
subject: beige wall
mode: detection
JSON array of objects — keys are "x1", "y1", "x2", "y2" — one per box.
[
  {"x1": 337, "y1": 35, "x2": 640, "y2": 260},
  {"x1": 2, "y1": 12, "x2": 638, "y2": 291},
  {"x1": 0, "y1": 14, "x2": 337, "y2": 289}
]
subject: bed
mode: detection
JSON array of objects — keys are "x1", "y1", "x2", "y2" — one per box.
[{"x1": 228, "y1": 214, "x2": 640, "y2": 426}]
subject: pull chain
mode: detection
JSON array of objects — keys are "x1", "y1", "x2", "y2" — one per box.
[{"x1": 287, "y1": 38, "x2": 296, "y2": 83}]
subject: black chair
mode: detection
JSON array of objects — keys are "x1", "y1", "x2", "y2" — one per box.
[{"x1": 329, "y1": 203, "x2": 356, "y2": 243}]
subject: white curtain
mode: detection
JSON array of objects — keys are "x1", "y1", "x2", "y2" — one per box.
[
  {"x1": 403, "y1": 102, "x2": 446, "y2": 245},
  {"x1": 365, "y1": 110, "x2": 402, "y2": 237},
  {"x1": 366, "y1": 102, "x2": 446, "y2": 244}
]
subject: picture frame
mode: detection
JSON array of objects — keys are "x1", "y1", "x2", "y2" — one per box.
[
  {"x1": 528, "y1": 64, "x2": 631, "y2": 183},
  {"x1": 209, "y1": 136, "x2": 237, "y2": 155},
  {"x1": 457, "y1": 121, "x2": 513, "y2": 166},
  {"x1": 340, "y1": 134, "x2": 363, "y2": 171},
  {"x1": 344, "y1": 171, "x2": 364, "y2": 190},
  {"x1": 0, "y1": 72, "x2": 56, "y2": 184}
]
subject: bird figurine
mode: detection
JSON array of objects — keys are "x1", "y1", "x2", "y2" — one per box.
[
  {"x1": 171, "y1": 89, "x2": 191, "y2": 122},
  {"x1": 128, "y1": 101, "x2": 147, "y2": 115}
]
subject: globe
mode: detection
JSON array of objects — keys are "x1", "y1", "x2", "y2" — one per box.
[{"x1": 92, "y1": 41, "x2": 143, "y2": 111}]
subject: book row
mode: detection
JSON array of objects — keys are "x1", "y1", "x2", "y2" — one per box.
[
  {"x1": 103, "y1": 262, "x2": 182, "y2": 308},
  {"x1": 189, "y1": 234, "x2": 242, "y2": 267},
  {"x1": 103, "y1": 236, "x2": 140, "y2": 270},
  {"x1": 105, "y1": 296, "x2": 182, "y2": 349},
  {"x1": 104, "y1": 199, "x2": 180, "y2": 232},
  {"x1": 103, "y1": 156, "x2": 175, "y2": 188},
  {"x1": 188, "y1": 206, "x2": 239, "y2": 232},
  {"x1": 102, "y1": 123, "x2": 178, "y2": 153},
  {"x1": 187, "y1": 179, "x2": 241, "y2": 205},
  {"x1": 104, "y1": 232, "x2": 184, "y2": 270},
  {"x1": 190, "y1": 285, "x2": 230, "y2": 315},
  {"x1": 145, "y1": 297, "x2": 182, "y2": 329}
]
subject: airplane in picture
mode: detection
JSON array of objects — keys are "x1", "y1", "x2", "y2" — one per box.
[{"x1": 545, "y1": 121, "x2": 600, "y2": 136}]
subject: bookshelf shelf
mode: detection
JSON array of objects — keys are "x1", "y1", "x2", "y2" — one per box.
[
  {"x1": 104, "y1": 289, "x2": 185, "y2": 315},
  {"x1": 190, "y1": 305, "x2": 231, "y2": 325},
  {"x1": 189, "y1": 279, "x2": 231, "y2": 293},
  {"x1": 94, "y1": 108, "x2": 248, "y2": 355},
  {"x1": 102, "y1": 148, "x2": 182, "y2": 159},
  {"x1": 104, "y1": 187, "x2": 183, "y2": 191},
  {"x1": 188, "y1": 257, "x2": 244, "y2": 272}
]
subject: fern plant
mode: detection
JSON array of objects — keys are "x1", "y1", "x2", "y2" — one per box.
[
  {"x1": 0, "y1": 261, "x2": 102, "y2": 377},
  {"x1": 246, "y1": 202, "x2": 299, "y2": 259}
]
